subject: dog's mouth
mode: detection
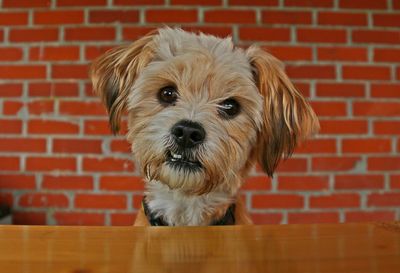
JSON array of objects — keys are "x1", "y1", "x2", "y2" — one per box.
[{"x1": 166, "y1": 150, "x2": 202, "y2": 171}]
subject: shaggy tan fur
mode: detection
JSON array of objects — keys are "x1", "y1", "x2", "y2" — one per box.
[{"x1": 91, "y1": 27, "x2": 319, "y2": 226}]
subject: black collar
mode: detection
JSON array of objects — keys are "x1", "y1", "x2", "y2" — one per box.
[{"x1": 142, "y1": 198, "x2": 236, "y2": 226}]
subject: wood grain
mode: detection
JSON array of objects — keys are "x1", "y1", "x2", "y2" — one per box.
[{"x1": 0, "y1": 223, "x2": 399, "y2": 273}]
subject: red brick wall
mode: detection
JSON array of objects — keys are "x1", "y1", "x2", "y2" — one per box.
[{"x1": 0, "y1": 0, "x2": 399, "y2": 225}]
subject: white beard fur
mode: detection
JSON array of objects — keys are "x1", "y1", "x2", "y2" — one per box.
[{"x1": 144, "y1": 180, "x2": 233, "y2": 226}]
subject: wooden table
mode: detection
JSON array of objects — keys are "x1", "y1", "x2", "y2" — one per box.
[{"x1": 1, "y1": 223, "x2": 399, "y2": 273}]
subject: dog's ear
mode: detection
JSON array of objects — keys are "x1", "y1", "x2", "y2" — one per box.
[
  {"x1": 246, "y1": 46, "x2": 319, "y2": 177},
  {"x1": 90, "y1": 31, "x2": 157, "y2": 134}
]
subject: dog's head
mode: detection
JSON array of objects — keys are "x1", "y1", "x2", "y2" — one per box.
[{"x1": 91, "y1": 27, "x2": 319, "y2": 196}]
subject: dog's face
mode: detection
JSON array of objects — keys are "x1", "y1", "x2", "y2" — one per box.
[{"x1": 91, "y1": 28, "x2": 319, "y2": 196}]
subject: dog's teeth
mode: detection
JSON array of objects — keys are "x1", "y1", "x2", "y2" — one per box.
[{"x1": 171, "y1": 152, "x2": 182, "y2": 159}]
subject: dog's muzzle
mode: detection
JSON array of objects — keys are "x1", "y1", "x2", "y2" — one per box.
[
  {"x1": 166, "y1": 120, "x2": 205, "y2": 171},
  {"x1": 171, "y1": 120, "x2": 206, "y2": 149}
]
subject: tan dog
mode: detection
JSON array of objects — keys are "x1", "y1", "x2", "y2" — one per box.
[{"x1": 91, "y1": 27, "x2": 319, "y2": 226}]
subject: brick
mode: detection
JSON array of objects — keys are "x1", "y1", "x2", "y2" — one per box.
[
  {"x1": 42, "y1": 175, "x2": 93, "y2": 190},
  {"x1": 368, "y1": 157, "x2": 400, "y2": 171},
  {"x1": 75, "y1": 194, "x2": 127, "y2": 209},
  {"x1": 29, "y1": 82, "x2": 79, "y2": 97},
  {"x1": 28, "y1": 120, "x2": 79, "y2": 135},
  {"x1": 0, "y1": 157, "x2": 20, "y2": 171},
  {"x1": 84, "y1": 120, "x2": 113, "y2": 135},
  {"x1": 317, "y1": 47, "x2": 367, "y2": 61},
  {"x1": 65, "y1": 27, "x2": 115, "y2": 41},
  {"x1": 263, "y1": 46, "x2": 312, "y2": 61},
  {"x1": 374, "y1": 121, "x2": 400, "y2": 135},
  {"x1": 111, "y1": 213, "x2": 136, "y2": 226},
  {"x1": 339, "y1": 0, "x2": 387, "y2": 9},
  {"x1": 335, "y1": 175, "x2": 384, "y2": 190},
  {"x1": 316, "y1": 83, "x2": 365, "y2": 98},
  {"x1": 53, "y1": 139, "x2": 102, "y2": 154},
  {"x1": 0, "y1": 138, "x2": 46, "y2": 152},
  {"x1": 0, "y1": 47, "x2": 23, "y2": 61},
  {"x1": 26, "y1": 157, "x2": 76, "y2": 171},
  {"x1": 0, "y1": 84, "x2": 23, "y2": 97},
  {"x1": 354, "y1": 102, "x2": 400, "y2": 117},
  {"x1": 310, "y1": 194, "x2": 360, "y2": 208},
  {"x1": 0, "y1": 119, "x2": 22, "y2": 134},
  {"x1": 345, "y1": 211, "x2": 395, "y2": 222},
  {"x1": 262, "y1": 10, "x2": 312, "y2": 24},
  {"x1": 318, "y1": 11, "x2": 367, "y2": 26},
  {"x1": 13, "y1": 212, "x2": 46, "y2": 225},
  {"x1": 34, "y1": 10, "x2": 84, "y2": 25},
  {"x1": 0, "y1": 65, "x2": 46, "y2": 79},
  {"x1": 84, "y1": 83, "x2": 95, "y2": 97},
  {"x1": 0, "y1": 193, "x2": 13, "y2": 207},
  {"x1": 84, "y1": 120, "x2": 127, "y2": 135},
  {"x1": 89, "y1": 10, "x2": 139, "y2": 23},
  {"x1": 373, "y1": 14, "x2": 400, "y2": 27},
  {"x1": 252, "y1": 194, "x2": 304, "y2": 209},
  {"x1": 19, "y1": 193, "x2": 69, "y2": 208},
  {"x1": 285, "y1": 0, "x2": 333, "y2": 7},
  {"x1": 286, "y1": 65, "x2": 335, "y2": 79},
  {"x1": 132, "y1": 195, "x2": 142, "y2": 209},
  {"x1": 28, "y1": 100, "x2": 54, "y2": 115},
  {"x1": 242, "y1": 176, "x2": 272, "y2": 190},
  {"x1": 9, "y1": 28, "x2": 58, "y2": 42},
  {"x1": 391, "y1": 175, "x2": 400, "y2": 189},
  {"x1": 146, "y1": 9, "x2": 198, "y2": 23},
  {"x1": 54, "y1": 212, "x2": 105, "y2": 226},
  {"x1": 110, "y1": 139, "x2": 131, "y2": 153},
  {"x1": 83, "y1": 157, "x2": 134, "y2": 172},
  {"x1": 310, "y1": 102, "x2": 347, "y2": 117},
  {"x1": 293, "y1": 82, "x2": 310, "y2": 97},
  {"x1": 171, "y1": 0, "x2": 221, "y2": 4},
  {"x1": 296, "y1": 139, "x2": 336, "y2": 154},
  {"x1": 57, "y1": 0, "x2": 107, "y2": 6},
  {"x1": 374, "y1": 48, "x2": 400, "y2": 62},
  {"x1": 312, "y1": 157, "x2": 361, "y2": 171},
  {"x1": 0, "y1": 12, "x2": 28, "y2": 25},
  {"x1": 3, "y1": 101, "x2": 23, "y2": 115},
  {"x1": 100, "y1": 176, "x2": 144, "y2": 191},
  {"x1": 0, "y1": 30, "x2": 3, "y2": 41},
  {"x1": 276, "y1": 158, "x2": 308, "y2": 173},
  {"x1": 30, "y1": 46, "x2": 80, "y2": 61},
  {"x1": 297, "y1": 28, "x2": 347, "y2": 43},
  {"x1": 182, "y1": 26, "x2": 233, "y2": 37},
  {"x1": 0, "y1": 174, "x2": 36, "y2": 190},
  {"x1": 342, "y1": 66, "x2": 391, "y2": 80},
  {"x1": 122, "y1": 26, "x2": 158, "y2": 40},
  {"x1": 353, "y1": 30, "x2": 400, "y2": 44},
  {"x1": 239, "y1": 27, "x2": 290, "y2": 42},
  {"x1": 288, "y1": 212, "x2": 339, "y2": 224},
  {"x1": 230, "y1": 0, "x2": 277, "y2": 5},
  {"x1": 368, "y1": 193, "x2": 400, "y2": 207},
  {"x1": 395, "y1": 0, "x2": 400, "y2": 9},
  {"x1": 251, "y1": 213, "x2": 283, "y2": 225},
  {"x1": 342, "y1": 138, "x2": 392, "y2": 153},
  {"x1": 85, "y1": 45, "x2": 114, "y2": 60},
  {"x1": 114, "y1": 0, "x2": 164, "y2": 5},
  {"x1": 52, "y1": 64, "x2": 89, "y2": 79},
  {"x1": 3, "y1": 0, "x2": 50, "y2": 8},
  {"x1": 60, "y1": 101, "x2": 107, "y2": 116},
  {"x1": 278, "y1": 175, "x2": 329, "y2": 191},
  {"x1": 205, "y1": 10, "x2": 256, "y2": 24}
]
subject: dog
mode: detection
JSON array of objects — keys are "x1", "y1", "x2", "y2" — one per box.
[{"x1": 91, "y1": 27, "x2": 319, "y2": 226}]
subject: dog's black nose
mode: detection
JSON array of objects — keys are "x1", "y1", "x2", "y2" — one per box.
[{"x1": 171, "y1": 120, "x2": 206, "y2": 149}]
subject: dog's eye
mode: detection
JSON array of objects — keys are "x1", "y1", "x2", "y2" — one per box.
[
  {"x1": 218, "y1": 98, "x2": 240, "y2": 119},
  {"x1": 158, "y1": 86, "x2": 178, "y2": 105}
]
